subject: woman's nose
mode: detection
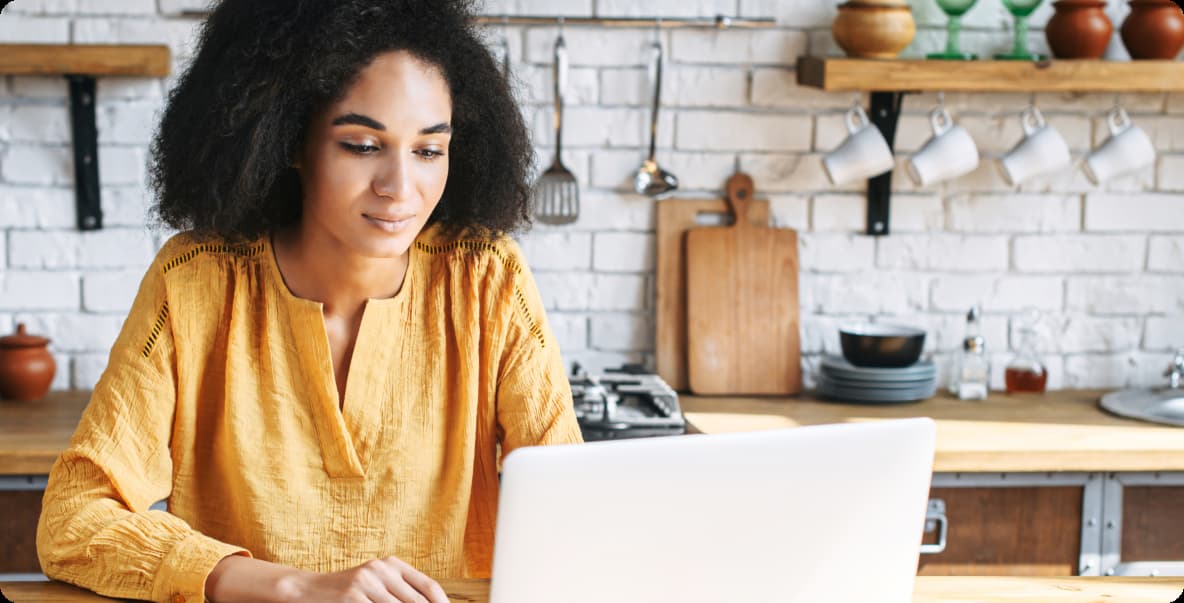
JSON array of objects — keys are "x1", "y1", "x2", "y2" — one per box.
[{"x1": 372, "y1": 155, "x2": 415, "y2": 200}]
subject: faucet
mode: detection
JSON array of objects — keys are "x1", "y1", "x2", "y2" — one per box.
[{"x1": 1166, "y1": 349, "x2": 1184, "y2": 389}]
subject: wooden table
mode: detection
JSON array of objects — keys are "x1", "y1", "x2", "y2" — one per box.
[
  {"x1": 681, "y1": 389, "x2": 1184, "y2": 473},
  {"x1": 2, "y1": 577, "x2": 1182, "y2": 602},
  {"x1": 6, "y1": 390, "x2": 1183, "y2": 476}
]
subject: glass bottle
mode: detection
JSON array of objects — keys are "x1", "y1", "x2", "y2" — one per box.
[
  {"x1": 953, "y1": 306, "x2": 990, "y2": 400},
  {"x1": 1005, "y1": 311, "x2": 1048, "y2": 394}
]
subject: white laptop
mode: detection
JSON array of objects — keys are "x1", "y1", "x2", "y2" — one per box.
[{"x1": 490, "y1": 418, "x2": 937, "y2": 603}]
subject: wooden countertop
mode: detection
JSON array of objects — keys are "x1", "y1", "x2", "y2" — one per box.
[
  {"x1": 2, "y1": 577, "x2": 1182, "y2": 602},
  {"x1": 0, "y1": 391, "x2": 90, "y2": 475},
  {"x1": 4, "y1": 389, "x2": 1184, "y2": 476},
  {"x1": 682, "y1": 390, "x2": 1184, "y2": 473}
]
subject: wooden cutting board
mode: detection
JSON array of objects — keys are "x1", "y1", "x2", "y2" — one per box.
[
  {"x1": 656, "y1": 194, "x2": 770, "y2": 392},
  {"x1": 684, "y1": 173, "x2": 801, "y2": 395}
]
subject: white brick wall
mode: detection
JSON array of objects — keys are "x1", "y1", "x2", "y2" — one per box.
[
  {"x1": 1014, "y1": 234, "x2": 1147, "y2": 273},
  {"x1": 1, "y1": 0, "x2": 1182, "y2": 393},
  {"x1": 1085, "y1": 194, "x2": 1184, "y2": 232}
]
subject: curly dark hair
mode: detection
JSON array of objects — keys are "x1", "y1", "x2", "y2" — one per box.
[{"x1": 149, "y1": 0, "x2": 533, "y2": 242}]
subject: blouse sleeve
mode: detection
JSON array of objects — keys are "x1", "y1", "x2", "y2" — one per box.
[
  {"x1": 36, "y1": 253, "x2": 249, "y2": 603},
  {"x1": 494, "y1": 249, "x2": 584, "y2": 459}
]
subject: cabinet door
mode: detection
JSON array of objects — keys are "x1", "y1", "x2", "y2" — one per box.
[
  {"x1": 1122, "y1": 486, "x2": 1184, "y2": 562},
  {"x1": 919, "y1": 487, "x2": 1083, "y2": 576},
  {"x1": 0, "y1": 490, "x2": 43, "y2": 573}
]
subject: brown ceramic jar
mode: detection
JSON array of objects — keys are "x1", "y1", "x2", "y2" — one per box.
[
  {"x1": 1046, "y1": 0, "x2": 1113, "y2": 59},
  {"x1": 0, "y1": 323, "x2": 56, "y2": 401},
  {"x1": 1121, "y1": 0, "x2": 1184, "y2": 59}
]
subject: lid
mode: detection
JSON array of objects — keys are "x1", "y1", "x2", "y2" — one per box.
[
  {"x1": 0, "y1": 323, "x2": 50, "y2": 348},
  {"x1": 963, "y1": 335, "x2": 985, "y2": 353}
]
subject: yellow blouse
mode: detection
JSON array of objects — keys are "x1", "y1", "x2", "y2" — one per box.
[{"x1": 36, "y1": 224, "x2": 583, "y2": 603}]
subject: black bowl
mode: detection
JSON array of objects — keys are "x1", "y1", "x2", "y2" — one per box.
[{"x1": 839, "y1": 324, "x2": 927, "y2": 368}]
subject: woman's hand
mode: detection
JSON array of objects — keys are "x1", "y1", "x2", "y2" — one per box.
[
  {"x1": 280, "y1": 557, "x2": 450, "y2": 603},
  {"x1": 206, "y1": 554, "x2": 449, "y2": 603}
]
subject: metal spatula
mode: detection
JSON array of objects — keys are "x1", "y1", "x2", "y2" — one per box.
[{"x1": 533, "y1": 31, "x2": 579, "y2": 225}]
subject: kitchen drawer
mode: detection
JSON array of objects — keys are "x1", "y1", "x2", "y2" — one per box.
[
  {"x1": 1102, "y1": 473, "x2": 1184, "y2": 576},
  {"x1": 1122, "y1": 486, "x2": 1184, "y2": 561},
  {"x1": 0, "y1": 490, "x2": 43, "y2": 574},
  {"x1": 919, "y1": 486, "x2": 1083, "y2": 576}
]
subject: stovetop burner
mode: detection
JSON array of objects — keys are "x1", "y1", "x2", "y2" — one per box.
[{"x1": 569, "y1": 363, "x2": 686, "y2": 441}]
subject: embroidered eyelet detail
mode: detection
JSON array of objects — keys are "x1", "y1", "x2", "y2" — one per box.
[
  {"x1": 143, "y1": 241, "x2": 265, "y2": 356},
  {"x1": 161, "y1": 242, "x2": 264, "y2": 274},
  {"x1": 415, "y1": 239, "x2": 546, "y2": 348},
  {"x1": 141, "y1": 301, "x2": 170, "y2": 358}
]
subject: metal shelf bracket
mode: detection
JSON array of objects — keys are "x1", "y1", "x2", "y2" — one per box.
[
  {"x1": 66, "y1": 74, "x2": 103, "y2": 231},
  {"x1": 866, "y1": 91, "x2": 905, "y2": 236}
]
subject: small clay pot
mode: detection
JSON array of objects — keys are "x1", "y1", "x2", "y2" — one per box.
[
  {"x1": 1121, "y1": 0, "x2": 1184, "y2": 59},
  {"x1": 832, "y1": 3, "x2": 917, "y2": 59},
  {"x1": 0, "y1": 324, "x2": 56, "y2": 401},
  {"x1": 1046, "y1": 0, "x2": 1113, "y2": 59}
]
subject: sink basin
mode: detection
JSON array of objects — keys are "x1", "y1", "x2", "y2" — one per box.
[{"x1": 1099, "y1": 389, "x2": 1184, "y2": 427}]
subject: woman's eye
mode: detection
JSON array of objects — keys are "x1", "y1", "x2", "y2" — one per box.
[
  {"x1": 416, "y1": 149, "x2": 446, "y2": 160},
  {"x1": 340, "y1": 142, "x2": 379, "y2": 155}
]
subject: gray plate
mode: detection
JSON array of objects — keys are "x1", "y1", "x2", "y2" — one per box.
[
  {"x1": 820, "y1": 355, "x2": 937, "y2": 382},
  {"x1": 816, "y1": 376, "x2": 937, "y2": 403},
  {"x1": 819, "y1": 373, "x2": 937, "y2": 391},
  {"x1": 1098, "y1": 389, "x2": 1184, "y2": 428}
]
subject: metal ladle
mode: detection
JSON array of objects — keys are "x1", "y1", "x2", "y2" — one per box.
[{"x1": 634, "y1": 36, "x2": 678, "y2": 197}]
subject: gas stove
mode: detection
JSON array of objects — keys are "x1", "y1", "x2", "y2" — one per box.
[{"x1": 569, "y1": 363, "x2": 686, "y2": 441}]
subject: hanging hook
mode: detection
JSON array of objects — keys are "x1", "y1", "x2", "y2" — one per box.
[
  {"x1": 936, "y1": 91, "x2": 945, "y2": 108},
  {"x1": 557, "y1": 15, "x2": 565, "y2": 37}
]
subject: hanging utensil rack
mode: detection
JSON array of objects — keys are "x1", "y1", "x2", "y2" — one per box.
[
  {"x1": 177, "y1": 10, "x2": 777, "y2": 29},
  {"x1": 471, "y1": 15, "x2": 774, "y2": 28}
]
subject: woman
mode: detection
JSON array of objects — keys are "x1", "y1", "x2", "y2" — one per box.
[{"x1": 36, "y1": 1, "x2": 583, "y2": 602}]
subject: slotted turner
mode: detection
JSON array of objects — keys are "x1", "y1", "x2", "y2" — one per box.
[{"x1": 533, "y1": 31, "x2": 579, "y2": 225}]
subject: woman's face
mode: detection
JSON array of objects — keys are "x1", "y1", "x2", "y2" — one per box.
[{"x1": 296, "y1": 50, "x2": 452, "y2": 259}]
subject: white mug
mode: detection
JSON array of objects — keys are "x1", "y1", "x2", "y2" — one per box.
[
  {"x1": 823, "y1": 105, "x2": 895, "y2": 186},
  {"x1": 1083, "y1": 107, "x2": 1155, "y2": 185},
  {"x1": 907, "y1": 106, "x2": 979, "y2": 187},
  {"x1": 998, "y1": 106, "x2": 1071, "y2": 186}
]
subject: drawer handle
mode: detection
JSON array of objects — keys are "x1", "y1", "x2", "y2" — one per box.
[{"x1": 921, "y1": 498, "x2": 947, "y2": 555}]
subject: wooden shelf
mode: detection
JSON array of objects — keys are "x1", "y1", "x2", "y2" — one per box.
[
  {"x1": 0, "y1": 44, "x2": 170, "y2": 77},
  {"x1": 797, "y1": 56, "x2": 1184, "y2": 93}
]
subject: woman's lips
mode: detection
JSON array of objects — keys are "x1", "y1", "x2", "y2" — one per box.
[{"x1": 363, "y1": 213, "x2": 415, "y2": 233}]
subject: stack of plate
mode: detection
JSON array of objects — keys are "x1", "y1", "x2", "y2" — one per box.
[{"x1": 816, "y1": 355, "x2": 938, "y2": 404}]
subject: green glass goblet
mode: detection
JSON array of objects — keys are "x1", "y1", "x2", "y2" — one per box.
[
  {"x1": 928, "y1": 0, "x2": 980, "y2": 60},
  {"x1": 995, "y1": 0, "x2": 1047, "y2": 60}
]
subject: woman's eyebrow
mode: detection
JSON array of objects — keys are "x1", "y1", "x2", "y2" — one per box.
[
  {"x1": 420, "y1": 122, "x2": 452, "y2": 135},
  {"x1": 332, "y1": 112, "x2": 386, "y2": 130},
  {"x1": 330, "y1": 113, "x2": 451, "y2": 135}
]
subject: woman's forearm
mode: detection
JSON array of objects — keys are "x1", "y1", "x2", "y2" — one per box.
[{"x1": 205, "y1": 554, "x2": 306, "y2": 603}]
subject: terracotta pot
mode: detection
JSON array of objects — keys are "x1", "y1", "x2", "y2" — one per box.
[
  {"x1": 1121, "y1": 0, "x2": 1184, "y2": 59},
  {"x1": 1046, "y1": 1, "x2": 1113, "y2": 58},
  {"x1": 0, "y1": 324, "x2": 56, "y2": 401},
  {"x1": 832, "y1": 3, "x2": 916, "y2": 59}
]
